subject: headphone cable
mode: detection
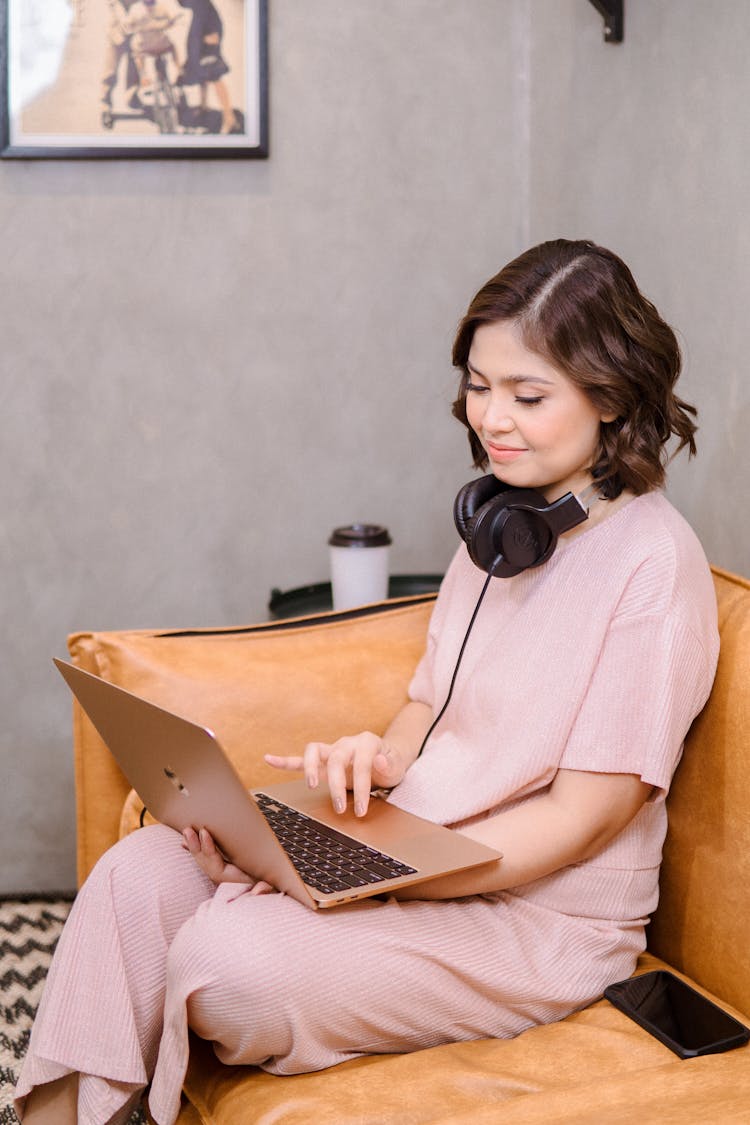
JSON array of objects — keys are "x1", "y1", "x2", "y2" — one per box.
[{"x1": 415, "y1": 571, "x2": 493, "y2": 759}]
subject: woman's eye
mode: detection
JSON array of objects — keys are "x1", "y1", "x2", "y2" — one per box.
[
  {"x1": 466, "y1": 382, "x2": 489, "y2": 394},
  {"x1": 515, "y1": 396, "x2": 543, "y2": 406}
]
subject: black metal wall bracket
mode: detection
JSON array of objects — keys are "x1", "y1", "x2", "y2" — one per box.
[{"x1": 587, "y1": 0, "x2": 624, "y2": 43}]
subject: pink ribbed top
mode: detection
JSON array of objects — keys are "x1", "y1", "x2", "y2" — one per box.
[{"x1": 390, "y1": 491, "x2": 719, "y2": 923}]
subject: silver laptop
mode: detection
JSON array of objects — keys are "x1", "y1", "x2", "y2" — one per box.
[{"x1": 55, "y1": 659, "x2": 501, "y2": 910}]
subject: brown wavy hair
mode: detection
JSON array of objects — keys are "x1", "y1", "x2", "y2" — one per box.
[{"x1": 452, "y1": 239, "x2": 697, "y2": 498}]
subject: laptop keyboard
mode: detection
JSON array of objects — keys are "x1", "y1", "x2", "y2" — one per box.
[{"x1": 254, "y1": 792, "x2": 417, "y2": 895}]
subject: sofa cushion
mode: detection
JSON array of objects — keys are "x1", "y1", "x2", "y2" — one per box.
[{"x1": 179, "y1": 954, "x2": 749, "y2": 1125}]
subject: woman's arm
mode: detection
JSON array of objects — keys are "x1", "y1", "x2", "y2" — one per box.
[
  {"x1": 393, "y1": 768, "x2": 653, "y2": 901},
  {"x1": 265, "y1": 699, "x2": 433, "y2": 817}
]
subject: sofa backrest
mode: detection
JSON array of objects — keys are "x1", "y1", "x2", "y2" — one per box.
[
  {"x1": 69, "y1": 596, "x2": 436, "y2": 884},
  {"x1": 649, "y1": 567, "x2": 750, "y2": 1016}
]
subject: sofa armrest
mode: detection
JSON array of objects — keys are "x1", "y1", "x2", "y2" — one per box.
[
  {"x1": 69, "y1": 595, "x2": 435, "y2": 885},
  {"x1": 649, "y1": 567, "x2": 750, "y2": 1018}
]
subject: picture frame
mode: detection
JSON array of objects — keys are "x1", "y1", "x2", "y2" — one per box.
[{"x1": 0, "y1": 0, "x2": 268, "y2": 159}]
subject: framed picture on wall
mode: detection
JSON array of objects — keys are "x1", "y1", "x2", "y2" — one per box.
[{"x1": 0, "y1": 0, "x2": 268, "y2": 158}]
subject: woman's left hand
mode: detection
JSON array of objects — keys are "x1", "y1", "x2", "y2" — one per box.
[{"x1": 182, "y1": 826, "x2": 277, "y2": 893}]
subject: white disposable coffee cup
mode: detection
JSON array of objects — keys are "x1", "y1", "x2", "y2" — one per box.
[{"x1": 328, "y1": 524, "x2": 392, "y2": 611}]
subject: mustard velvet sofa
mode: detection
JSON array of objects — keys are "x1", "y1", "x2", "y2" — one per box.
[{"x1": 67, "y1": 566, "x2": 750, "y2": 1124}]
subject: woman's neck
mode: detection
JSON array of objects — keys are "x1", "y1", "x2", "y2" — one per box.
[{"x1": 563, "y1": 487, "x2": 637, "y2": 544}]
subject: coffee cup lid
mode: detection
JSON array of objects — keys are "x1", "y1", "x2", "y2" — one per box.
[{"x1": 328, "y1": 524, "x2": 392, "y2": 548}]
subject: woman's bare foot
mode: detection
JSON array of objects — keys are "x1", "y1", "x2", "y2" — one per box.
[{"x1": 22, "y1": 1072, "x2": 78, "y2": 1125}]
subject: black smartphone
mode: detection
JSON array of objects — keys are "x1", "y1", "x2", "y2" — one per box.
[{"x1": 604, "y1": 970, "x2": 750, "y2": 1059}]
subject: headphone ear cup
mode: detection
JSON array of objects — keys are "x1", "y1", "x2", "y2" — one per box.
[
  {"x1": 470, "y1": 499, "x2": 552, "y2": 576},
  {"x1": 460, "y1": 507, "x2": 494, "y2": 572},
  {"x1": 454, "y1": 478, "x2": 559, "y2": 577},
  {"x1": 453, "y1": 475, "x2": 506, "y2": 542}
]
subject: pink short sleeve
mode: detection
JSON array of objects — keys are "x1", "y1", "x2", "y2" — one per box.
[
  {"x1": 406, "y1": 548, "x2": 469, "y2": 710},
  {"x1": 559, "y1": 614, "x2": 713, "y2": 794}
]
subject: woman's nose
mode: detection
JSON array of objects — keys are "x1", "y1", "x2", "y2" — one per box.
[{"x1": 482, "y1": 395, "x2": 515, "y2": 434}]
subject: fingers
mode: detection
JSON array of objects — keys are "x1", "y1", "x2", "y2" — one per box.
[
  {"x1": 187, "y1": 827, "x2": 227, "y2": 870},
  {"x1": 182, "y1": 827, "x2": 254, "y2": 885},
  {"x1": 267, "y1": 734, "x2": 402, "y2": 817},
  {"x1": 266, "y1": 745, "x2": 331, "y2": 793},
  {"x1": 303, "y1": 742, "x2": 325, "y2": 791},
  {"x1": 183, "y1": 828, "x2": 278, "y2": 893},
  {"x1": 371, "y1": 746, "x2": 404, "y2": 788},
  {"x1": 248, "y1": 880, "x2": 276, "y2": 896},
  {"x1": 181, "y1": 825, "x2": 201, "y2": 856},
  {"x1": 323, "y1": 742, "x2": 353, "y2": 813},
  {"x1": 293, "y1": 741, "x2": 345, "y2": 800},
  {"x1": 351, "y1": 751, "x2": 376, "y2": 818},
  {"x1": 312, "y1": 732, "x2": 384, "y2": 816},
  {"x1": 182, "y1": 825, "x2": 220, "y2": 879},
  {"x1": 264, "y1": 754, "x2": 305, "y2": 772}
]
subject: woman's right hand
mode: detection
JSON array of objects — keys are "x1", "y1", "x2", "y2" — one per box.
[{"x1": 265, "y1": 731, "x2": 408, "y2": 818}]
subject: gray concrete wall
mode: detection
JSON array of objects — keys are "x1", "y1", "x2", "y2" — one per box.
[
  {"x1": 4, "y1": 0, "x2": 748, "y2": 895},
  {"x1": 2, "y1": 1, "x2": 528, "y2": 893},
  {"x1": 527, "y1": 0, "x2": 750, "y2": 573}
]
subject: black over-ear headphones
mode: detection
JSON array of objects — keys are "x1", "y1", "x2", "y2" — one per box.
[{"x1": 454, "y1": 475, "x2": 590, "y2": 577}]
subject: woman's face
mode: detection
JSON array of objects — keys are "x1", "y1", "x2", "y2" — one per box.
[{"x1": 465, "y1": 320, "x2": 614, "y2": 501}]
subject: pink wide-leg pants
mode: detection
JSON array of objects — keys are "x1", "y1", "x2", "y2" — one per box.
[{"x1": 15, "y1": 824, "x2": 642, "y2": 1125}]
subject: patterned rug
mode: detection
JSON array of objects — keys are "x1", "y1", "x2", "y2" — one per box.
[{"x1": 0, "y1": 896, "x2": 147, "y2": 1124}]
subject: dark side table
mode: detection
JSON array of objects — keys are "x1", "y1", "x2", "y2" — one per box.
[{"x1": 268, "y1": 574, "x2": 443, "y2": 620}]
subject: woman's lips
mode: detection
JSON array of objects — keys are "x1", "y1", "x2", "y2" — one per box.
[{"x1": 485, "y1": 441, "x2": 527, "y2": 464}]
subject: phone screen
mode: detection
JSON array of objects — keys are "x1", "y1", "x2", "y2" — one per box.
[{"x1": 605, "y1": 970, "x2": 750, "y2": 1058}]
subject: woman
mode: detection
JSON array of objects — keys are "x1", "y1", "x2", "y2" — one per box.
[
  {"x1": 175, "y1": 0, "x2": 238, "y2": 134},
  {"x1": 17, "y1": 240, "x2": 719, "y2": 1125}
]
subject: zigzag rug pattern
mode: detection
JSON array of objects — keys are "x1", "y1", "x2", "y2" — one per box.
[
  {"x1": 0, "y1": 897, "x2": 147, "y2": 1124},
  {"x1": 0, "y1": 897, "x2": 72, "y2": 1125}
]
